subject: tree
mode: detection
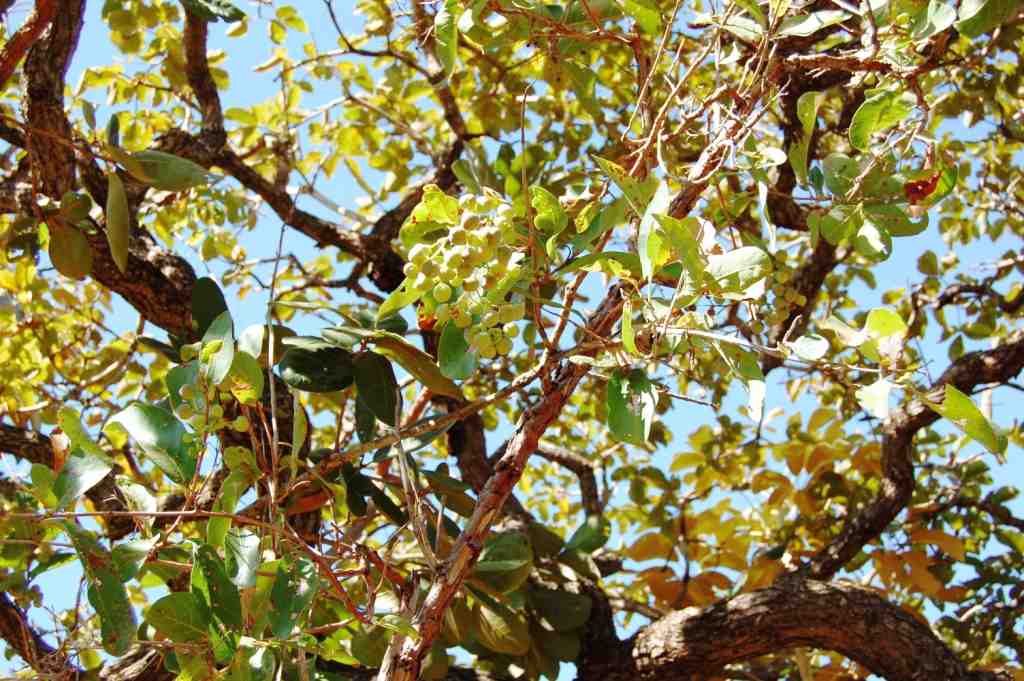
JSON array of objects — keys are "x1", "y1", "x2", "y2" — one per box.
[{"x1": 0, "y1": 0, "x2": 1023, "y2": 680}]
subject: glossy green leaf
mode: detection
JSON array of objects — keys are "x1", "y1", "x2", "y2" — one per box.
[
  {"x1": 564, "y1": 514, "x2": 610, "y2": 553},
  {"x1": 105, "y1": 172, "x2": 130, "y2": 273},
  {"x1": 606, "y1": 369, "x2": 657, "y2": 445},
  {"x1": 593, "y1": 156, "x2": 656, "y2": 216},
  {"x1": 193, "y1": 544, "x2": 243, "y2": 630},
  {"x1": 192, "y1": 277, "x2": 229, "y2": 338},
  {"x1": 202, "y1": 311, "x2": 235, "y2": 386},
  {"x1": 146, "y1": 592, "x2": 210, "y2": 642},
  {"x1": 956, "y1": 0, "x2": 1016, "y2": 37},
  {"x1": 855, "y1": 377, "x2": 893, "y2": 420},
  {"x1": 53, "y1": 449, "x2": 113, "y2": 509},
  {"x1": 438, "y1": 321, "x2": 477, "y2": 381},
  {"x1": 181, "y1": 0, "x2": 245, "y2": 22},
  {"x1": 472, "y1": 532, "x2": 534, "y2": 593},
  {"x1": 353, "y1": 351, "x2": 400, "y2": 426},
  {"x1": 88, "y1": 566, "x2": 137, "y2": 656},
  {"x1": 278, "y1": 339, "x2": 354, "y2": 393},
  {"x1": 370, "y1": 331, "x2": 463, "y2": 399},
  {"x1": 788, "y1": 91, "x2": 825, "y2": 186},
  {"x1": 49, "y1": 221, "x2": 92, "y2": 280},
  {"x1": 226, "y1": 350, "x2": 264, "y2": 405},
  {"x1": 111, "y1": 402, "x2": 194, "y2": 484},
  {"x1": 638, "y1": 180, "x2": 672, "y2": 281},
  {"x1": 528, "y1": 585, "x2": 592, "y2": 632},
  {"x1": 777, "y1": 9, "x2": 850, "y2": 36},
  {"x1": 622, "y1": 0, "x2": 662, "y2": 34},
  {"x1": 932, "y1": 384, "x2": 1007, "y2": 455},
  {"x1": 849, "y1": 88, "x2": 915, "y2": 151},
  {"x1": 435, "y1": 0, "x2": 460, "y2": 78},
  {"x1": 473, "y1": 601, "x2": 531, "y2": 656}
]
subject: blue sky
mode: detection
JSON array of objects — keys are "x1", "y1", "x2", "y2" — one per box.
[{"x1": 2, "y1": 1, "x2": 1022, "y2": 677}]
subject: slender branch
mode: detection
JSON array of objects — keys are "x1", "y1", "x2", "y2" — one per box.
[{"x1": 0, "y1": 0, "x2": 57, "y2": 89}]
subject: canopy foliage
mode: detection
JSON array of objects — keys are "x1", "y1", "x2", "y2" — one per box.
[{"x1": 1, "y1": 1, "x2": 1023, "y2": 681}]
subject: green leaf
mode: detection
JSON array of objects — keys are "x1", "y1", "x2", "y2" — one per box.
[
  {"x1": 351, "y1": 628, "x2": 388, "y2": 667},
  {"x1": 865, "y1": 308, "x2": 908, "y2": 338},
  {"x1": 592, "y1": 156, "x2": 656, "y2": 216},
  {"x1": 106, "y1": 113, "x2": 120, "y2": 147},
  {"x1": 58, "y1": 406, "x2": 108, "y2": 460},
  {"x1": 473, "y1": 601, "x2": 531, "y2": 656},
  {"x1": 622, "y1": 297, "x2": 638, "y2": 355},
  {"x1": 864, "y1": 203, "x2": 928, "y2": 237},
  {"x1": 912, "y1": 0, "x2": 957, "y2": 39},
  {"x1": 956, "y1": 0, "x2": 1016, "y2": 37},
  {"x1": 439, "y1": 321, "x2": 477, "y2": 380},
  {"x1": 564, "y1": 251, "x2": 642, "y2": 278},
  {"x1": 226, "y1": 350, "x2": 264, "y2": 405},
  {"x1": 472, "y1": 532, "x2": 534, "y2": 593},
  {"x1": 777, "y1": 9, "x2": 850, "y2": 36},
  {"x1": 435, "y1": 0, "x2": 460, "y2": 78},
  {"x1": 564, "y1": 514, "x2": 610, "y2": 553},
  {"x1": 353, "y1": 351, "x2": 400, "y2": 426},
  {"x1": 225, "y1": 530, "x2": 261, "y2": 588},
  {"x1": 354, "y1": 394, "x2": 377, "y2": 444},
  {"x1": 278, "y1": 338, "x2": 355, "y2": 393},
  {"x1": 621, "y1": 0, "x2": 662, "y2": 33},
  {"x1": 269, "y1": 558, "x2": 320, "y2": 639},
  {"x1": 60, "y1": 191, "x2": 92, "y2": 222},
  {"x1": 787, "y1": 334, "x2": 829, "y2": 361},
  {"x1": 638, "y1": 180, "x2": 672, "y2": 281},
  {"x1": 111, "y1": 537, "x2": 157, "y2": 582},
  {"x1": 822, "y1": 153, "x2": 859, "y2": 197},
  {"x1": 788, "y1": 91, "x2": 825, "y2": 186},
  {"x1": 606, "y1": 369, "x2": 657, "y2": 445},
  {"x1": 854, "y1": 216, "x2": 892, "y2": 262},
  {"x1": 530, "y1": 185, "x2": 568, "y2": 236},
  {"x1": 192, "y1": 277, "x2": 229, "y2": 338},
  {"x1": 399, "y1": 184, "x2": 459, "y2": 248},
  {"x1": 237, "y1": 324, "x2": 296, "y2": 366},
  {"x1": 849, "y1": 88, "x2": 915, "y2": 151},
  {"x1": 370, "y1": 331, "x2": 463, "y2": 399},
  {"x1": 855, "y1": 377, "x2": 893, "y2": 420},
  {"x1": 421, "y1": 465, "x2": 477, "y2": 518},
  {"x1": 378, "y1": 279, "x2": 425, "y2": 319},
  {"x1": 706, "y1": 246, "x2": 771, "y2": 296},
  {"x1": 111, "y1": 402, "x2": 194, "y2": 484},
  {"x1": 53, "y1": 449, "x2": 113, "y2": 509},
  {"x1": 130, "y1": 150, "x2": 211, "y2": 191},
  {"x1": 146, "y1": 592, "x2": 210, "y2": 643},
  {"x1": 528, "y1": 585, "x2": 592, "y2": 632},
  {"x1": 656, "y1": 215, "x2": 707, "y2": 285},
  {"x1": 193, "y1": 545, "x2": 243, "y2": 630},
  {"x1": 181, "y1": 0, "x2": 246, "y2": 22},
  {"x1": 202, "y1": 311, "x2": 235, "y2": 386},
  {"x1": 932, "y1": 384, "x2": 1008, "y2": 455},
  {"x1": 49, "y1": 221, "x2": 92, "y2": 280},
  {"x1": 88, "y1": 566, "x2": 137, "y2": 656}
]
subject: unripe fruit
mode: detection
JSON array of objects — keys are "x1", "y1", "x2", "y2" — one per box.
[
  {"x1": 454, "y1": 312, "x2": 472, "y2": 329},
  {"x1": 481, "y1": 311, "x2": 500, "y2": 328},
  {"x1": 479, "y1": 344, "x2": 497, "y2": 360},
  {"x1": 404, "y1": 262, "x2": 418, "y2": 277},
  {"x1": 435, "y1": 303, "x2": 451, "y2": 324},
  {"x1": 233, "y1": 415, "x2": 250, "y2": 432},
  {"x1": 409, "y1": 243, "x2": 430, "y2": 264},
  {"x1": 498, "y1": 303, "x2": 524, "y2": 323},
  {"x1": 496, "y1": 337, "x2": 513, "y2": 355},
  {"x1": 210, "y1": 404, "x2": 224, "y2": 420},
  {"x1": 434, "y1": 282, "x2": 452, "y2": 302},
  {"x1": 503, "y1": 322, "x2": 519, "y2": 339},
  {"x1": 413, "y1": 272, "x2": 429, "y2": 290},
  {"x1": 450, "y1": 228, "x2": 468, "y2": 245}
]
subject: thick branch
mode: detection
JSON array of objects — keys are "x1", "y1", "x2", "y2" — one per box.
[
  {"x1": 617, "y1": 578, "x2": 1003, "y2": 681},
  {"x1": 0, "y1": 423, "x2": 134, "y2": 538},
  {"x1": 0, "y1": 0, "x2": 58, "y2": 90},
  {"x1": 806, "y1": 332, "x2": 1024, "y2": 579},
  {"x1": 0, "y1": 591, "x2": 78, "y2": 679}
]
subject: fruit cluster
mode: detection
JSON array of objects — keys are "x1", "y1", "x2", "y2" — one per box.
[{"x1": 402, "y1": 193, "x2": 528, "y2": 359}]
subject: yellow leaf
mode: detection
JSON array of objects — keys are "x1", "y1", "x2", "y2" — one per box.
[
  {"x1": 909, "y1": 528, "x2": 966, "y2": 561},
  {"x1": 626, "y1": 532, "x2": 674, "y2": 562},
  {"x1": 904, "y1": 550, "x2": 943, "y2": 596}
]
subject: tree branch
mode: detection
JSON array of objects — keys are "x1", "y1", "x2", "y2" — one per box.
[
  {"x1": 0, "y1": 591, "x2": 79, "y2": 679},
  {"x1": 806, "y1": 332, "x2": 1024, "y2": 579},
  {"x1": 0, "y1": 0, "x2": 58, "y2": 90},
  {"x1": 616, "y1": 578, "x2": 1005, "y2": 681}
]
